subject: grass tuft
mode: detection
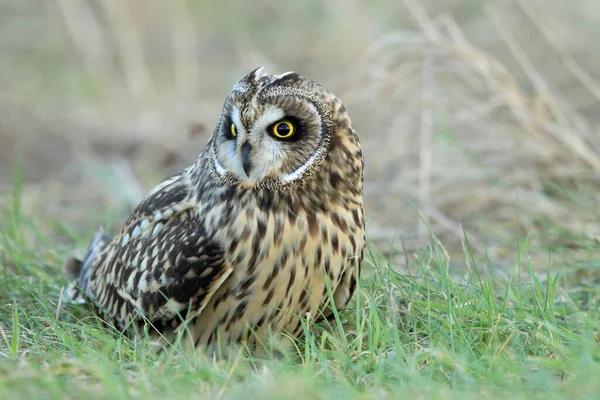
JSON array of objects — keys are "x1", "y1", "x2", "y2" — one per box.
[{"x1": 1, "y1": 178, "x2": 599, "y2": 399}]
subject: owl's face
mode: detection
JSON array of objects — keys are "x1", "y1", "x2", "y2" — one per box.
[{"x1": 210, "y1": 68, "x2": 336, "y2": 188}]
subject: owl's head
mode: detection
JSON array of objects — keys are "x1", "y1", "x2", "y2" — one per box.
[{"x1": 209, "y1": 68, "x2": 359, "y2": 189}]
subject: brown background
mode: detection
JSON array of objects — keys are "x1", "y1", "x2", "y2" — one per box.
[{"x1": 1, "y1": 0, "x2": 599, "y2": 273}]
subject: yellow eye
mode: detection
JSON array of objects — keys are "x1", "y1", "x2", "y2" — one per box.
[
  {"x1": 230, "y1": 123, "x2": 237, "y2": 137},
  {"x1": 272, "y1": 120, "x2": 295, "y2": 139}
]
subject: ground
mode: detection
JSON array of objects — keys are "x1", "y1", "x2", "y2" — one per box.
[{"x1": 1, "y1": 0, "x2": 600, "y2": 399}]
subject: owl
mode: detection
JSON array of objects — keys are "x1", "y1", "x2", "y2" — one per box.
[{"x1": 63, "y1": 68, "x2": 365, "y2": 354}]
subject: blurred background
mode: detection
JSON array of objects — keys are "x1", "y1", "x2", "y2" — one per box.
[{"x1": 1, "y1": 0, "x2": 599, "y2": 273}]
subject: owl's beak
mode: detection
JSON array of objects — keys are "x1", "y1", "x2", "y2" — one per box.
[{"x1": 241, "y1": 141, "x2": 252, "y2": 177}]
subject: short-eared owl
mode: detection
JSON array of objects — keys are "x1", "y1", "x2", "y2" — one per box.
[{"x1": 63, "y1": 68, "x2": 365, "y2": 353}]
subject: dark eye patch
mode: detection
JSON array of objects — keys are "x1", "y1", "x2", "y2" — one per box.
[
  {"x1": 222, "y1": 116, "x2": 237, "y2": 140},
  {"x1": 267, "y1": 116, "x2": 304, "y2": 142}
]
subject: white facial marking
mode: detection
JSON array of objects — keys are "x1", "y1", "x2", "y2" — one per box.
[
  {"x1": 280, "y1": 149, "x2": 323, "y2": 182},
  {"x1": 232, "y1": 105, "x2": 287, "y2": 182},
  {"x1": 251, "y1": 106, "x2": 285, "y2": 135},
  {"x1": 213, "y1": 105, "x2": 249, "y2": 178},
  {"x1": 278, "y1": 101, "x2": 323, "y2": 183},
  {"x1": 248, "y1": 141, "x2": 286, "y2": 182},
  {"x1": 212, "y1": 149, "x2": 228, "y2": 176},
  {"x1": 231, "y1": 106, "x2": 245, "y2": 138}
]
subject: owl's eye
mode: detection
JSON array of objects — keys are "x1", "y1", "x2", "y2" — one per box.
[
  {"x1": 271, "y1": 120, "x2": 295, "y2": 139},
  {"x1": 230, "y1": 123, "x2": 237, "y2": 138}
]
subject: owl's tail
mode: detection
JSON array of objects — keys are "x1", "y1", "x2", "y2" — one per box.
[{"x1": 62, "y1": 227, "x2": 112, "y2": 304}]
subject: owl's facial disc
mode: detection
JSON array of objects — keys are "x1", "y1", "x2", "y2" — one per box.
[{"x1": 212, "y1": 84, "x2": 328, "y2": 187}]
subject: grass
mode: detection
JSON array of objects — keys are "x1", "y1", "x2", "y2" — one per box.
[
  {"x1": 2, "y1": 1, "x2": 600, "y2": 398},
  {"x1": 1, "y1": 176, "x2": 600, "y2": 400}
]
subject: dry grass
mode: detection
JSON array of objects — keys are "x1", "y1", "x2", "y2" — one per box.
[{"x1": 1, "y1": 0, "x2": 599, "y2": 269}]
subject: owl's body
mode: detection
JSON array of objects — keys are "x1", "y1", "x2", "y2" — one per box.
[{"x1": 64, "y1": 68, "x2": 365, "y2": 353}]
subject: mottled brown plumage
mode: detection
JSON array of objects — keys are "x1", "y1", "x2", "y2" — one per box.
[{"x1": 63, "y1": 68, "x2": 365, "y2": 354}]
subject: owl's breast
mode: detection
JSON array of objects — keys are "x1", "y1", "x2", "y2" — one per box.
[{"x1": 189, "y1": 200, "x2": 365, "y2": 351}]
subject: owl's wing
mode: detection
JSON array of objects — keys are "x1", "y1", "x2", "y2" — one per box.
[{"x1": 64, "y1": 170, "x2": 233, "y2": 331}]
